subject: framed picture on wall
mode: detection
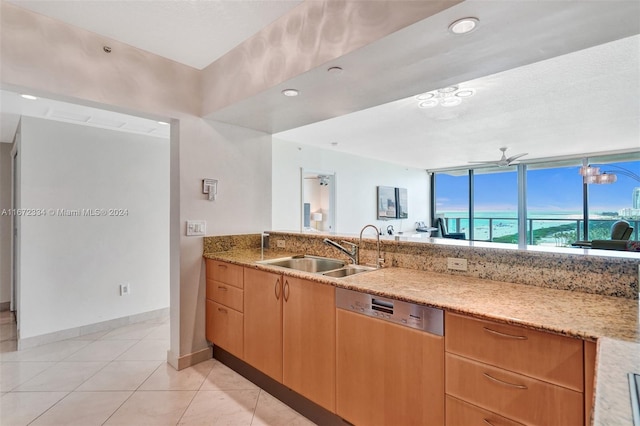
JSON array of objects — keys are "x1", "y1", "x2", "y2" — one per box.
[
  {"x1": 396, "y1": 187, "x2": 408, "y2": 219},
  {"x1": 377, "y1": 186, "x2": 397, "y2": 220}
]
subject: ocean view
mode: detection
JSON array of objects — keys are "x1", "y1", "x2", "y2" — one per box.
[{"x1": 439, "y1": 210, "x2": 635, "y2": 245}]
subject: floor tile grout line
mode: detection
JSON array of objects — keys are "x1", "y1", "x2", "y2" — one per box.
[
  {"x1": 24, "y1": 390, "x2": 71, "y2": 426},
  {"x1": 172, "y1": 388, "x2": 200, "y2": 426}
]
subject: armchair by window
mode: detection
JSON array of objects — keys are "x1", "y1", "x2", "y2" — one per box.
[
  {"x1": 434, "y1": 217, "x2": 466, "y2": 240},
  {"x1": 573, "y1": 220, "x2": 634, "y2": 249}
]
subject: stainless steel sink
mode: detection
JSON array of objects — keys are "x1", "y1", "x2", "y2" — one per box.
[
  {"x1": 257, "y1": 255, "x2": 376, "y2": 278},
  {"x1": 323, "y1": 265, "x2": 376, "y2": 278},
  {"x1": 258, "y1": 255, "x2": 346, "y2": 273}
]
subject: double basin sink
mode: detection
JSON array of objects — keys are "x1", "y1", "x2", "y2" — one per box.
[{"x1": 257, "y1": 255, "x2": 375, "y2": 278}]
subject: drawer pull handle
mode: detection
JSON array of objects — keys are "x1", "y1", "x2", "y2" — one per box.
[
  {"x1": 217, "y1": 264, "x2": 227, "y2": 269},
  {"x1": 483, "y1": 326, "x2": 527, "y2": 340},
  {"x1": 274, "y1": 278, "x2": 281, "y2": 300},
  {"x1": 217, "y1": 286, "x2": 228, "y2": 291},
  {"x1": 483, "y1": 372, "x2": 527, "y2": 389},
  {"x1": 217, "y1": 307, "x2": 228, "y2": 314},
  {"x1": 484, "y1": 418, "x2": 525, "y2": 426}
]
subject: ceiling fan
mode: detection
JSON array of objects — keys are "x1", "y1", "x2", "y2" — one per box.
[{"x1": 469, "y1": 147, "x2": 528, "y2": 167}]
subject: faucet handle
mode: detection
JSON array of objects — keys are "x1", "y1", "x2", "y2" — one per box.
[{"x1": 340, "y1": 241, "x2": 358, "y2": 252}]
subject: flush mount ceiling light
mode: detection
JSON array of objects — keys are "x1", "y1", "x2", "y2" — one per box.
[
  {"x1": 20, "y1": 94, "x2": 38, "y2": 100},
  {"x1": 281, "y1": 89, "x2": 299, "y2": 97},
  {"x1": 448, "y1": 17, "x2": 479, "y2": 35},
  {"x1": 416, "y1": 86, "x2": 475, "y2": 108}
]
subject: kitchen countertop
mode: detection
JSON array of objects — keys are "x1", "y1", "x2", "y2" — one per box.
[{"x1": 204, "y1": 248, "x2": 640, "y2": 425}]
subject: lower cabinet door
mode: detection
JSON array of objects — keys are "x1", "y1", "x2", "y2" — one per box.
[{"x1": 206, "y1": 300, "x2": 243, "y2": 359}]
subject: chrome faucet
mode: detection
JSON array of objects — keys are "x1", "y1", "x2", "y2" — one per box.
[
  {"x1": 359, "y1": 224, "x2": 383, "y2": 268},
  {"x1": 323, "y1": 238, "x2": 359, "y2": 264}
]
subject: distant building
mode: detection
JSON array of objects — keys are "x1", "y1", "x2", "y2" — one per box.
[
  {"x1": 618, "y1": 207, "x2": 640, "y2": 218},
  {"x1": 633, "y1": 187, "x2": 640, "y2": 209}
]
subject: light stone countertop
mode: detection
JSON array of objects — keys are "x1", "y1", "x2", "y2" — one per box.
[{"x1": 204, "y1": 248, "x2": 640, "y2": 425}]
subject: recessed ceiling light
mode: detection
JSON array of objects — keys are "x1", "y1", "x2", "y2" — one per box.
[
  {"x1": 157, "y1": 121, "x2": 169, "y2": 126},
  {"x1": 20, "y1": 94, "x2": 38, "y2": 100},
  {"x1": 455, "y1": 89, "x2": 476, "y2": 98},
  {"x1": 448, "y1": 17, "x2": 479, "y2": 35},
  {"x1": 282, "y1": 89, "x2": 299, "y2": 97}
]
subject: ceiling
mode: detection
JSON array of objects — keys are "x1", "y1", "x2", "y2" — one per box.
[
  {"x1": 2, "y1": 1, "x2": 639, "y2": 170},
  {"x1": 7, "y1": 0, "x2": 303, "y2": 70}
]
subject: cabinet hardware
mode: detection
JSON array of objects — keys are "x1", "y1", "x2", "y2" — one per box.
[
  {"x1": 217, "y1": 307, "x2": 228, "y2": 314},
  {"x1": 484, "y1": 417, "x2": 525, "y2": 426},
  {"x1": 283, "y1": 280, "x2": 290, "y2": 302},
  {"x1": 217, "y1": 286, "x2": 227, "y2": 291},
  {"x1": 275, "y1": 278, "x2": 281, "y2": 300},
  {"x1": 483, "y1": 372, "x2": 527, "y2": 389},
  {"x1": 217, "y1": 264, "x2": 227, "y2": 269},
  {"x1": 483, "y1": 326, "x2": 527, "y2": 340}
]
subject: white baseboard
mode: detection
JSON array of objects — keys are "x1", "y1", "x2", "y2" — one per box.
[
  {"x1": 17, "y1": 307, "x2": 169, "y2": 350},
  {"x1": 167, "y1": 346, "x2": 212, "y2": 371}
]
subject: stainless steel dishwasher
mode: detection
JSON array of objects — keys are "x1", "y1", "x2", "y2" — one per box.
[{"x1": 335, "y1": 287, "x2": 445, "y2": 426}]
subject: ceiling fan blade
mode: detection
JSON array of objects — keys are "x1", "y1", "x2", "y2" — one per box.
[
  {"x1": 506, "y1": 153, "x2": 528, "y2": 163},
  {"x1": 468, "y1": 160, "x2": 500, "y2": 164}
]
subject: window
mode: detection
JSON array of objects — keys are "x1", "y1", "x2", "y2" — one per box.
[
  {"x1": 474, "y1": 167, "x2": 518, "y2": 243},
  {"x1": 431, "y1": 153, "x2": 640, "y2": 246},
  {"x1": 434, "y1": 171, "x2": 468, "y2": 237}
]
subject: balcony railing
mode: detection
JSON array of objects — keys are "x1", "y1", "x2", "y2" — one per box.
[{"x1": 444, "y1": 217, "x2": 639, "y2": 246}]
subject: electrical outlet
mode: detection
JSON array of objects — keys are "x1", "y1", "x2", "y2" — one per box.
[
  {"x1": 120, "y1": 283, "x2": 130, "y2": 296},
  {"x1": 447, "y1": 257, "x2": 468, "y2": 271},
  {"x1": 277, "y1": 240, "x2": 286, "y2": 248}
]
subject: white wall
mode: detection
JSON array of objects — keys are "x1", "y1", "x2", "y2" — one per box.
[
  {"x1": 17, "y1": 117, "x2": 169, "y2": 339},
  {"x1": 273, "y1": 138, "x2": 430, "y2": 235},
  {"x1": 0, "y1": 143, "x2": 12, "y2": 306}
]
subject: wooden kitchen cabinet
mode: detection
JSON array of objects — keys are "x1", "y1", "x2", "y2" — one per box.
[
  {"x1": 282, "y1": 276, "x2": 336, "y2": 412},
  {"x1": 243, "y1": 267, "x2": 283, "y2": 381},
  {"x1": 205, "y1": 259, "x2": 244, "y2": 359},
  {"x1": 244, "y1": 269, "x2": 337, "y2": 412},
  {"x1": 445, "y1": 311, "x2": 591, "y2": 426},
  {"x1": 336, "y1": 308, "x2": 445, "y2": 426}
]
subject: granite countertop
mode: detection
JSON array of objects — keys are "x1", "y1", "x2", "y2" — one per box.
[
  {"x1": 204, "y1": 249, "x2": 639, "y2": 342},
  {"x1": 203, "y1": 248, "x2": 640, "y2": 425}
]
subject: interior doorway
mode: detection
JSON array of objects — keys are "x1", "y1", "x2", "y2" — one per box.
[{"x1": 301, "y1": 169, "x2": 336, "y2": 233}]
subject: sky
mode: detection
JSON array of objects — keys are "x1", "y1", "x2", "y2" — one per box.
[{"x1": 436, "y1": 161, "x2": 640, "y2": 213}]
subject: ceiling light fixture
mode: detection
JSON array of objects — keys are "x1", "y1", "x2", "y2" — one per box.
[
  {"x1": 416, "y1": 86, "x2": 475, "y2": 108},
  {"x1": 281, "y1": 89, "x2": 299, "y2": 97},
  {"x1": 448, "y1": 17, "x2": 479, "y2": 35},
  {"x1": 20, "y1": 94, "x2": 38, "y2": 100}
]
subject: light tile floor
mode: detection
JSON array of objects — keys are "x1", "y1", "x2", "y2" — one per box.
[{"x1": 0, "y1": 311, "x2": 315, "y2": 426}]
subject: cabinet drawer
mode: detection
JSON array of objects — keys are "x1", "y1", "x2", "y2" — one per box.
[
  {"x1": 446, "y1": 353, "x2": 583, "y2": 426},
  {"x1": 206, "y1": 279, "x2": 243, "y2": 312},
  {"x1": 445, "y1": 312, "x2": 583, "y2": 390},
  {"x1": 206, "y1": 300, "x2": 243, "y2": 359},
  {"x1": 446, "y1": 395, "x2": 524, "y2": 426},
  {"x1": 205, "y1": 259, "x2": 243, "y2": 289}
]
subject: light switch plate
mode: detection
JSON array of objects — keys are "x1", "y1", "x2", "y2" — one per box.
[{"x1": 186, "y1": 220, "x2": 206, "y2": 236}]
